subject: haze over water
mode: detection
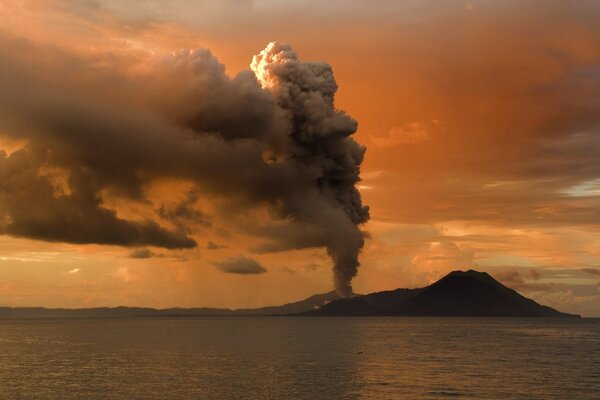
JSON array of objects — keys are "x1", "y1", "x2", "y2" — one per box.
[{"x1": 1, "y1": 317, "x2": 598, "y2": 399}]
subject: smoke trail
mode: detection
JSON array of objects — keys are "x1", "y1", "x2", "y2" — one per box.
[{"x1": 251, "y1": 42, "x2": 369, "y2": 296}]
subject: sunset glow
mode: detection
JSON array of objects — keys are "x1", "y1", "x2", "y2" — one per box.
[{"x1": 0, "y1": 0, "x2": 599, "y2": 317}]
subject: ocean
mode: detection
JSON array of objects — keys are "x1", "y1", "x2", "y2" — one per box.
[{"x1": 0, "y1": 317, "x2": 598, "y2": 399}]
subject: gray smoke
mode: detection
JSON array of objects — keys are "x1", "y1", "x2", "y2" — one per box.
[
  {"x1": 251, "y1": 43, "x2": 369, "y2": 296},
  {"x1": 0, "y1": 38, "x2": 368, "y2": 296}
]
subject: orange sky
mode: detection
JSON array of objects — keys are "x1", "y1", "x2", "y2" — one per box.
[{"x1": 0, "y1": 0, "x2": 599, "y2": 316}]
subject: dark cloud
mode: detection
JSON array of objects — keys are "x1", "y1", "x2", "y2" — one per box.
[
  {"x1": 0, "y1": 149, "x2": 195, "y2": 249},
  {"x1": 212, "y1": 256, "x2": 267, "y2": 275},
  {"x1": 128, "y1": 248, "x2": 154, "y2": 259},
  {"x1": 249, "y1": 43, "x2": 369, "y2": 296},
  {"x1": 0, "y1": 37, "x2": 368, "y2": 294},
  {"x1": 157, "y1": 188, "x2": 210, "y2": 234}
]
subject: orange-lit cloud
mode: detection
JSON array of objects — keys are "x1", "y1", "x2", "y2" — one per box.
[{"x1": 0, "y1": 0, "x2": 599, "y2": 316}]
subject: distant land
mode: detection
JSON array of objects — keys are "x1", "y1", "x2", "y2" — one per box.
[
  {"x1": 0, "y1": 291, "x2": 342, "y2": 319},
  {"x1": 0, "y1": 270, "x2": 579, "y2": 318},
  {"x1": 303, "y1": 270, "x2": 579, "y2": 318}
]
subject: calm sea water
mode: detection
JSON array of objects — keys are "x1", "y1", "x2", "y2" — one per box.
[{"x1": 0, "y1": 317, "x2": 598, "y2": 399}]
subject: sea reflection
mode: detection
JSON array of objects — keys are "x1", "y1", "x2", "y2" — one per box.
[{"x1": 0, "y1": 317, "x2": 598, "y2": 399}]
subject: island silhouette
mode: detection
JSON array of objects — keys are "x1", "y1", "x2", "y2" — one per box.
[
  {"x1": 302, "y1": 270, "x2": 578, "y2": 317},
  {"x1": 0, "y1": 270, "x2": 579, "y2": 318}
]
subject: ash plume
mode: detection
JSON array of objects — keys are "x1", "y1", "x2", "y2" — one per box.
[
  {"x1": 251, "y1": 42, "x2": 369, "y2": 296},
  {"x1": 0, "y1": 38, "x2": 368, "y2": 296}
]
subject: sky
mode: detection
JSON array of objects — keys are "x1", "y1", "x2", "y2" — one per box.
[{"x1": 0, "y1": 0, "x2": 599, "y2": 316}]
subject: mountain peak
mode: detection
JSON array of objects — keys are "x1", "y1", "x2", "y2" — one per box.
[
  {"x1": 303, "y1": 269, "x2": 579, "y2": 317},
  {"x1": 447, "y1": 269, "x2": 491, "y2": 278}
]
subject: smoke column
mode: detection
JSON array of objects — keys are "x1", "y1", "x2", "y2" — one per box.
[{"x1": 251, "y1": 42, "x2": 369, "y2": 296}]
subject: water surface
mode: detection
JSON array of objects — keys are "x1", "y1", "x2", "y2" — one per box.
[{"x1": 0, "y1": 317, "x2": 598, "y2": 399}]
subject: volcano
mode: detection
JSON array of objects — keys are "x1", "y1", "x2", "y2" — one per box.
[{"x1": 301, "y1": 270, "x2": 579, "y2": 317}]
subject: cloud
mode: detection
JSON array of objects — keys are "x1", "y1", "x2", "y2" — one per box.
[
  {"x1": 0, "y1": 36, "x2": 369, "y2": 294},
  {"x1": 247, "y1": 42, "x2": 370, "y2": 296},
  {"x1": 529, "y1": 289, "x2": 600, "y2": 315},
  {"x1": 0, "y1": 149, "x2": 196, "y2": 249},
  {"x1": 156, "y1": 188, "x2": 211, "y2": 234},
  {"x1": 128, "y1": 248, "x2": 154, "y2": 259},
  {"x1": 279, "y1": 262, "x2": 322, "y2": 274},
  {"x1": 367, "y1": 122, "x2": 431, "y2": 148},
  {"x1": 212, "y1": 256, "x2": 267, "y2": 275},
  {"x1": 303, "y1": 262, "x2": 322, "y2": 271},
  {"x1": 410, "y1": 240, "x2": 478, "y2": 284},
  {"x1": 493, "y1": 268, "x2": 552, "y2": 292},
  {"x1": 206, "y1": 241, "x2": 227, "y2": 250}
]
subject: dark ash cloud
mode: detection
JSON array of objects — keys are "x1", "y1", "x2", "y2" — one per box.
[
  {"x1": 0, "y1": 37, "x2": 368, "y2": 295},
  {"x1": 212, "y1": 256, "x2": 267, "y2": 275},
  {"x1": 0, "y1": 149, "x2": 196, "y2": 249},
  {"x1": 249, "y1": 42, "x2": 369, "y2": 296}
]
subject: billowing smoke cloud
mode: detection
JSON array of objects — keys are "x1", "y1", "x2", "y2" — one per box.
[
  {"x1": 0, "y1": 149, "x2": 196, "y2": 249},
  {"x1": 250, "y1": 42, "x2": 369, "y2": 295},
  {"x1": 0, "y1": 38, "x2": 368, "y2": 295}
]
